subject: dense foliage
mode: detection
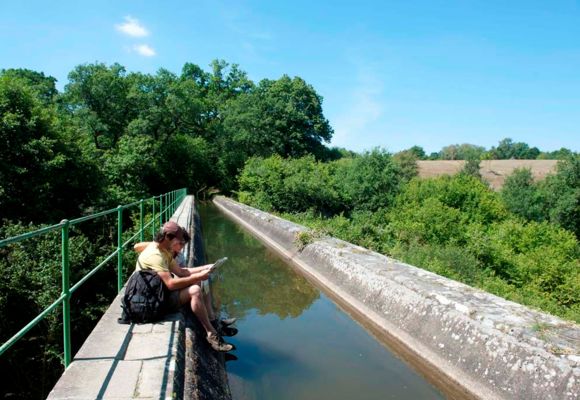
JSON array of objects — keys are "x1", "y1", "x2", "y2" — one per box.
[
  {"x1": 1, "y1": 61, "x2": 334, "y2": 225},
  {"x1": 501, "y1": 157, "x2": 580, "y2": 237},
  {"x1": 0, "y1": 218, "x2": 137, "y2": 398},
  {"x1": 238, "y1": 149, "x2": 407, "y2": 215},
  {"x1": 238, "y1": 155, "x2": 580, "y2": 323}
]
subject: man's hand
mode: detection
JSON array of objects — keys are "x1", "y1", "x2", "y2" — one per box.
[
  {"x1": 162, "y1": 265, "x2": 211, "y2": 290},
  {"x1": 187, "y1": 264, "x2": 212, "y2": 274},
  {"x1": 197, "y1": 268, "x2": 211, "y2": 281}
]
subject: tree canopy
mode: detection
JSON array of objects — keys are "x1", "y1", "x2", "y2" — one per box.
[{"x1": 0, "y1": 61, "x2": 336, "y2": 222}]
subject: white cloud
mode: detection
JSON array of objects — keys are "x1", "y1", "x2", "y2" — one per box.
[
  {"x1": 116, "y1": 16, "x2": 149, "y2": 37},
  {"x1": 133, "y1": 44, "x2": 156, "y2": 57}
]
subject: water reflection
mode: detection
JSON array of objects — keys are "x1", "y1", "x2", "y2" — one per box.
[
  {"x1": 200, "y1": 203, "x2": 319, "y2": 320},
  {"x1": 229, "y1": 335, "x2": 313, "y2": 381},
  {"x1": 199, "y1": 202, "x2": 445, "y2": 400}
]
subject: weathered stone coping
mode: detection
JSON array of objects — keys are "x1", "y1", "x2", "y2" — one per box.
[
  {"x1": 213, "y1": 196, "x2": 579, "y2": 400},
  {"x1": 47, "y1": 196, "x2": 230, "y2": 400}
]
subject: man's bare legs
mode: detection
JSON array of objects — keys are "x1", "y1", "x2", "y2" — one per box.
[
  {"x1": 178, "y1": 284, "x2": 235, "y2": 352},
  {"x1": 178, "y1": 282, "x2": 219, "y2": 325},
  {"x1": 201, "y1": 284, "x2": 217, "y2": 321},
  {"x1": 179, "y1": 284, "x2": 215, "y2": 334}
]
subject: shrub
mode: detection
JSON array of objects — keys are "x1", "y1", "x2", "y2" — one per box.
[
  {"x1": 395, "y1": 174, "x2": 508, "y2": 225},
  {"x1": 387, "y1": 198, "x2": 465, "y2": 245},
  {"x1": 501, "y1": 168, "x2": 543, "y2": 222},
  {"x1": 460, "y1": 155, "x2": 482, "y2": 179},
  {"x1": 393, "y1": 150, "x2": 419, "y2": 182},
  {"x1": 391, "y1": 242, "x2": 484, "y2": 285},
  {"x1": 334, "y1": 148, "x2": 403, "y2": 212},
  {"x1": 537, "y1": 155, "x2": 580, "y2": 237},
  {"x1": 238, "y1": 155, "x2": 343, "y2": 214},
  {"x1": 465, "y1": 218, "x2": 579, "y2": 312}
]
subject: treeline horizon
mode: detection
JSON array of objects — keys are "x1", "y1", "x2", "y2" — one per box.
[
  {"x1": 396, "y1": 140, "x2": 576, "y2": 161},
  {"x1": 1, "y1": 62, "x2": 578, "y2": 227}
]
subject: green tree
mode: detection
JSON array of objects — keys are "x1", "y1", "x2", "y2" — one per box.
[
  {"x1": 489, "y1": 138, "x2": 540, "y2": 160},
  {"x1": 64, "y1": 63, "x2": 134, "y2": 150},
  {"x1": 393, "y1": 150, "x2": 419, "y2": 182},
  {"x1": 428, "y1": 151, "x2": 440, "y2": 160},
  {"x1": 238, "y1": 155, "x2": 342, "y2": 214},
  {"x1": 0, "y1": 75, "x2": 100, "y2": 223},
  {"x1": 0, "y1": 221, "x2": 96, "y2": 398},
  {"x1": 336, "y1": 148, "x2": 402, "y2": 212},
  {"x1": 501, "y1": 168, "x2": 543, "y2": 221},
  {"x1": 126, "y1": 68, "x2": 211, "y2": 141},
  {"x1": 460, "y1": 154, "x2": 482, "y2": 179},
  {"x1": 0, "y1": 68, "x2": 58, "y2": 104},
  {"x1": 156, "y1": 134, "x2": 216, "y2": 196},
  {"x1": 465, "y1": 219, "x2": 579, "y2": 317},
  {"x1": 394, "y1": 174, "x2": 508, "y2": 226},
  {"x1": 100, "y1": 134, "x2": 157, "y2": 206},
  {"x1": 439, "y1": 143, "x2": 486, "y2": 160},
  {"x1": 221, "y1": 75, "x2": 333, "y2": 176},
  {"x1": 538, "y1": 147, "x2": 576, "y2": 160},
  {"x1": 181, "y1": 60, "x2": 253, "y2": 130},
  {"x1": 319, "y1": 146, "x2": 357, "y2": 161},
  {"x1": 404, "y1": 145, "x2": 426, "y2": 159},
  {"x1": 537, "y1": 155, "x2": 580, "y2": 237}
]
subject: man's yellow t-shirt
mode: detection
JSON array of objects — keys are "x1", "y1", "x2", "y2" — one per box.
[{"x1": 136, "y1": 242, "x2": 177, "y2": 273}]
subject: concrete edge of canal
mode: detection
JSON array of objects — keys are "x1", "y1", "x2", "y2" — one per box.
[
  {"x1": 213, "y1": 196, "x2": 580, "y2": 400},
  {"x1": 182, "y1": 196, "x2": 232, "y2": 400}
]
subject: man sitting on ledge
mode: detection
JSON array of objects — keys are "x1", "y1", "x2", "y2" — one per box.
[{"x1": 135, "y1": 221, "x2": 236, "y2": 352}]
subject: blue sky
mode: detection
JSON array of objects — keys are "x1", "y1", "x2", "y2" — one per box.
[{"x1": 1, "y1": 0, "x2": 579, "y2": 154}]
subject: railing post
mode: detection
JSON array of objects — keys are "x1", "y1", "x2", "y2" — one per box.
[
  {"x1": 139, "y1": 199, "x2": 144, "y2": 242},
  {"x1": 61, "y1": 219, "x2": 72, "y2": 368},
  {"x1": 159, "y1": 195, "x2": 163, "y2": 227},
  {"x1": 172, "y1": 190, "x2": 175, "y2": 213},
  {"x1": 152, "y1": 196, "x2": 156, "y2": 238},
  {"x1": 117, "y1": 205, "x2": 123, "y2": 292},
  {"x1": 163, "y1": 192, "x2": 167, "y2": 221}
]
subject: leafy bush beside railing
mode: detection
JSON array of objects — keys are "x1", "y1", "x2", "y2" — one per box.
[{"x1": 0, "y1": 188, "x2": 186, "y2": 369}]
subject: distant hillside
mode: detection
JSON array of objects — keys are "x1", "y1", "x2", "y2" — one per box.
[{"x1": 417, "y1": 160, "x2": 559, "y2": 190}]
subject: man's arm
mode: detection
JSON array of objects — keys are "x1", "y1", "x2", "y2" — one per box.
[
  {"x1": 133, "y1": 241, "x2": 152, "y2": 253},
  {"x1": 158, "y1": 268, "x2": 211, "y2": 291},
  {"x1": 183, "y1": 264, "x2": 214, "y2": 275},
  {"x1": 170, "y1": 261, "x2": 213, "y2": 278}
]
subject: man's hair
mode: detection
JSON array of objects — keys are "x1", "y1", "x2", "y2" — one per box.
[
  {"x1": 154, "y1": 221, "x2": 190, "y2": 243},
  {"x1": 154, "y1": 228, "x2": 191, "y2": 243},
  {"x1": 154, "y1": 231, "x2": 166, "y2": 243}
]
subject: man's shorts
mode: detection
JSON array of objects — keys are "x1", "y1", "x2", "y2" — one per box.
[{"x1": 164, "y1": 289, "x2": 181, "y2": 313}]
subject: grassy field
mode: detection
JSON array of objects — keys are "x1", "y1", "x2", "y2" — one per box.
[{"x1": 417, "y1": 160, "x2": 558, "y2": 190}]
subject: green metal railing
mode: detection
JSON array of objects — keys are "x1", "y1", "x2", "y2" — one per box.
[{"x1": 0, "y1": 188, "x2": 187, "y2": 367}]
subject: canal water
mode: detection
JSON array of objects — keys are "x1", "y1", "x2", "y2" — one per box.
[{"x1": 200, "y1": 203, "x2": 445, "y2": 400}]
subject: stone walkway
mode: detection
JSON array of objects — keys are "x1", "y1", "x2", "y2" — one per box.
[{"x1": 46, "y1": 294, "x2": 183, "y2": 400}]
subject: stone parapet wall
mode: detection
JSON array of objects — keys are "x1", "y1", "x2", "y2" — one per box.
[
  {"x1": 174, "y1": 196, "x2": 231, "y2": 400},
  {"x1": 213, "y1": 196, "x2": 579, "y2": 400}
]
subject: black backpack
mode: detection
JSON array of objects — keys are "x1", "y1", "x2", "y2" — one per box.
[{"x1": 118, "y1": 270, "x2": 166, "y2": 324}]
